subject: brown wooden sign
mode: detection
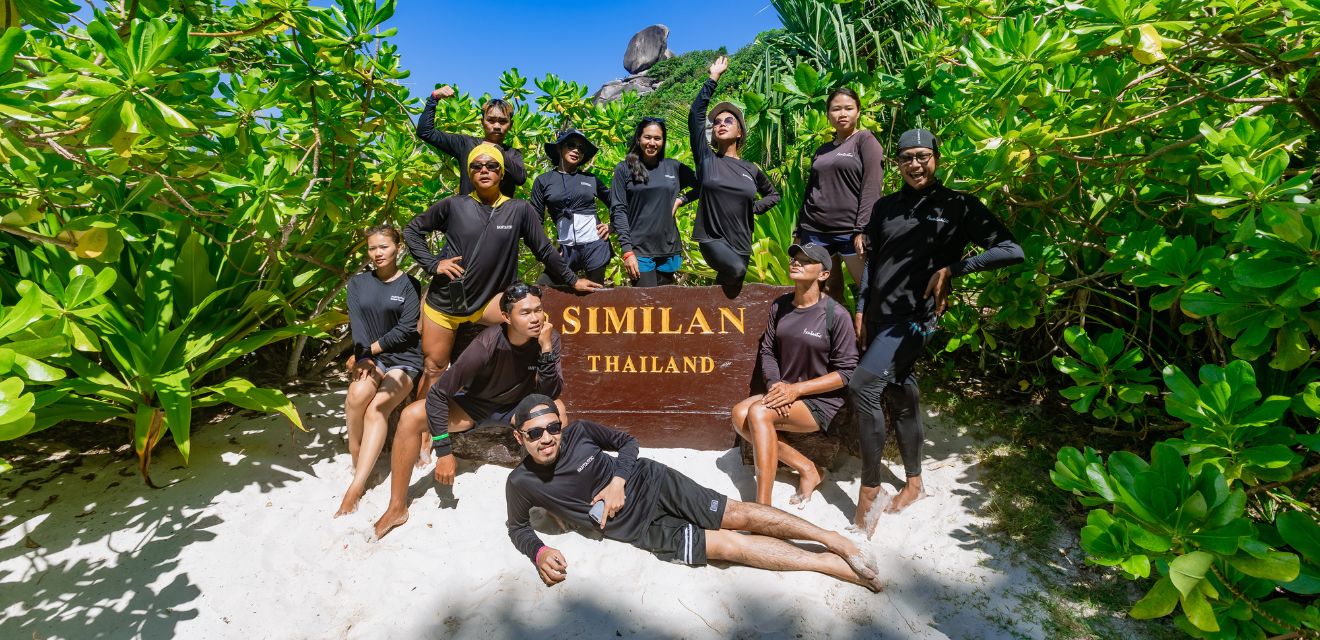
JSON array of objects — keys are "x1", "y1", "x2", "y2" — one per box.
[{"x1": 541, "y1": 284, "x2": 787, "y2": 450}]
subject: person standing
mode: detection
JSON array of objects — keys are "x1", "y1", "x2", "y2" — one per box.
[
  {"x1": 796, "y1": 87, "x2": 885, "y2": 305},
  {"x1": 731, "y1": 243, "x2": 857, "y2": 506},
  {"x1": 529, "y1": 130, "x2": 613, "y2": 284},
  {"x1": 417, "y1": 85, "x2": 526, "y2": 197},
  {"x1": 850, "y1": 129, "x2": 1024, "y2": 526},
  {"x1": 689, "y1": 55, "x2": 780, "y2": 298},
  {"x1": 610, "y1": 117, "x2": 699, "y2": 287},
  {"x1": 335, "y1": 225, "x2": 422, "y2": 517}
]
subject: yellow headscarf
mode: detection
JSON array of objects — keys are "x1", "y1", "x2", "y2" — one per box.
[{"x1": 467, "y1": 143, "x2": 505, "y2": 172}]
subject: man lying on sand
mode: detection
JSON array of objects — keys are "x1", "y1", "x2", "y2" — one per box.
[
  {"x1": 373, "y1": 282, "x2": 564, "y2": 539},
  {"x1": 503, "y1": 394, "x2": 883, "y2": 591}
]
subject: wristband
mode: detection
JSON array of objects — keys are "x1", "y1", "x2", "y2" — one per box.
[
  {"x1": 432, "y1": 433, "x2": 449, "y2": 443},
  {"x1": 535, "y1": 546, "x2": 549, "y2": 564},
  {"x1": 623, "y1": 251, "x2": 635, "y2": 260}
]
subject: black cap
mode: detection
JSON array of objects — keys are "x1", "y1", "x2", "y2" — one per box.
[
  {"x1": 788, "y1": 242, "x2": 832, "y2": 268},
  {"x1": 511, "y1": 394, "x2": 557, "y2": 428},
  {"x1": 544, "y1": 129, "x2": 599, "y2": 165},
  {"x1": 897, "y1": 128, "x2": 939, "y2": 154}
]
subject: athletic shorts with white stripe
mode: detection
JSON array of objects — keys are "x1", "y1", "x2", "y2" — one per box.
[{"x1": 629, "y1": 466, "x2": 728, "y2": 566}]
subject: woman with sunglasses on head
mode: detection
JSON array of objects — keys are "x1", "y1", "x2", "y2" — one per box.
[
  {"x1": 418, "y1": 85, "x2": 526, "y2": 197},
  {"x1": 529, "y1": 130, "x2": 613, "y2": 284},
  {"x1": 797, "y1": 87, "x2": 884, "y2": 306},
  {"x1": 404, "y1": 144, "x2": 602, "y2": 399},
  {"x1": 335, "y1": 224, "x2": 422, "y2": 517},
  {"x1": 609, "y1": 117, "x2": 699, "y2": 287},
  {"x1": 689, "y1": 55, "x2": 781, "y2": 298}
]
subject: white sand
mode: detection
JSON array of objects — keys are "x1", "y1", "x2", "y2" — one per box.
[{"x1": 2, "y1": 388, "x2": 1049, "y2": 639}]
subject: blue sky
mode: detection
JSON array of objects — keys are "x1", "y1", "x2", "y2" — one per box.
[{"x1": 378, "y1": 1, "x2": 782, "y2": 103}]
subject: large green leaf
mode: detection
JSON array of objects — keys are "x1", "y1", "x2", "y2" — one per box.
[{"x1": 194, "y1": 377, "x2": 304, "y2": 430}]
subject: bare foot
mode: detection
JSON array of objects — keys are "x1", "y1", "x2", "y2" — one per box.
[
  {"x1": 372, "y1": 505, "x2": 409, "y2": 540},
  {"x1": 335, "y1": 486, "x2": 364, "y2": 517},
  {"x1": 826, "y1": 532, "x2": 878, "y2": 584},
  {"x1": 851, "y1": 488, "x2": 890, "y2": 538},
  {"x1": 788, "y1": 466, "x2": 823, "y2": 508},
  {"x1": 416, "y1": 435, "x2": 432, "y2": 469},
  {"x1": 884, "y1": 479, "x2": 925, "y2": 513}
]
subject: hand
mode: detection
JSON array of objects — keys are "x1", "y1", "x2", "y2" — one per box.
[
  {"x1": 345, "y1": 354, "x2": 356, "y2": 372},
  {"x1": 538, "y1": 313, "x2": 555, "y2": 352},
  {"x1": 595, "y1": 223, "x2": 610, "y2": 240},
  {"x1": 762, "y1": 381, "x2": 801, "y2": 410},
  {"x1": 369, "y1": 340, "x2": 382, "y2": 356},
  {"x1": 590, "y1": 477, "x2": 628, "y2": 529},
  {"x1": 853, "y1": 233, "x2": 867, "y2": 260},
  {"x1": 924, "y1": 266, "x2": 953, "y2": 316},
  {"x1": 672, "y1": 198, "x2": 683, "y2": 216},
  {"x1": 432, "y1": 85, "x2": 455, "y2": 100},
  {"x1": 536, "y1": 547, "x2": 568, "y2": 586},
  {"x1": 573, "y1": 278, "x2": 603, "y2": 292},
  {"x1": 351, "y1": 357, "x2": 376, "y2": 382},
  {"x1": 709, "y1": 55, "x2": 729, "y2": 81},
  {"x1": 434, "y1": 256, "x2": 464, "y2": 279},
  {"x1": 624, "y1": 254, "x2": 640, "y2": 280},
  {"x1": 854, "y1": 312, "x2": 866, "y2": 345},
  {"x1": 433, "y1": 453, "x2": 456, "y2": 485}
]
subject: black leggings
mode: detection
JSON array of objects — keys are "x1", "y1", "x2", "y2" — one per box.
[
  {"x1": 698, "y1": 239, "x2": 748, "y2": 297},
  {"x1": 847, "y1": 318, "x2": 937, "y2": 486},
  {"x1": 635, "y1": 269, "x2": 676, "y2": 287}
]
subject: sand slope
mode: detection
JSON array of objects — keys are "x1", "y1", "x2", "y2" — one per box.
[{"x1": 2, "y1": 388, "x2": 1047, "y2": 639}]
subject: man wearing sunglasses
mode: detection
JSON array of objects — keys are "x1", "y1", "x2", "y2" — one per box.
[
  {"x1": 373, "y1": 282, "x2": 564, "y2": 540},
  {"x1": 849, "y1": 129, "x2": 1024, "y2": 526},
  {"x1": 504, "y1": 394, "x2": 884, "y2": 592}
]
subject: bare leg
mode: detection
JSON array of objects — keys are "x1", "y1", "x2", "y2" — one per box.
[
  {"x1": 743, "y1": 401, "x2": 822, "y2": 506},
  {"x1": 478, "y1": 294, "x2": 504, "y2": 326},
  {"x1": 416, "y1": 313, "x2": 456, "y2": 401},
  {"x1": 706, "y1": 529, "x2": 881, "y2": 592},
  {"x1": 336, "y1": 370, "x2": 411, "y2": 517},
  {"x1": 720, "y1": 498, "x2": 877, "y2": 584},
  {"x1": 372, "y1": 398, "x2": 476, "y2": 540},
  {"x1": 343, "y1": 373, "x2": 380, "y2": 469}
]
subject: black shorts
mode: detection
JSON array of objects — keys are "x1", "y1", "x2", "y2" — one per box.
[
  {"x1": 561, "y1": 240, "x2": 612, "y2": 273},
  {"x1": 452, "y1": 393, "x2": 517, "y2": 427},
  {"x1": 630, "y1": 466, "x2": 727, "y2": 566},
  {"x1": 803, "y1": 397, "x2": 832, "y2": 431}
]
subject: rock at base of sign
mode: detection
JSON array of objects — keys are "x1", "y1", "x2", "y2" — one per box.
[{"x1": 449, "y1": 424, "x2": 524, "y2": 468}]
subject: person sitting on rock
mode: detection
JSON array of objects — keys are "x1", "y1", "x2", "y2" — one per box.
[
  {"x1": 731, "y1": 243, "x2": 857, "y2": 507},
  {"x1": 373, "y1": 282, "x2": 564, "y2": 539},
  {"x1": 504, "y1": 394, "x2": 883, "y2": 592}
]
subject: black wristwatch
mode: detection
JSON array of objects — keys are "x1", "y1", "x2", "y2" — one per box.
[{"x1": 538, "y1": 350, "x2": 559, "y2": 364}]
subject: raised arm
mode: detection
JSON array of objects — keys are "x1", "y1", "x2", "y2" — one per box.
[
  {"x1": 535, "y1": 330, "x2": 564, "y2": 399},
  {"x1": 502, "y1": 146, "x2": 527, "y2": 190},
  {"x1": 416, "y1": 89, "x2": 473, "y2": 159},
  {"x1": 689, "y1": 58, "x2": 726, "y2": 167}
]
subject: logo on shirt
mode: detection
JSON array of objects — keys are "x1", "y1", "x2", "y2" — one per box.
[
  {"x1": 576, "y1": 455, "x2": 596, "y2": 473},
  {"x1": 835, "y1": 152, "x2": 855, "y2": 158},
  {"x1": 740, "y1": 172, "x2": 753, "y2": 182},
  {"x1": 389, "y1": 295, "x2": 406, "y2": 303},
  {"x1": 663, "y1": 174, "x2": 676, "y2": 179},
  {"x1": 580, "y1": 181, "x2": 592, "y2": 187},
  {"x1": 709, "y1": 499, "x2": 719, "y2": 512},
  {"x1": 803, "y1": 329, "x2": 824, "y2": 339},
  {"x1": 926, "y1": 208, "x2": 950, "y2": 223},
  {"x1": 496, "y1": 224, "x2": 514, "y2": 230}
]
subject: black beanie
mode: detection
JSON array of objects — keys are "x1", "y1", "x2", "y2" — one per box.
[{"x1": 897, "y1": 129, "x2": 939, "y2": 154}]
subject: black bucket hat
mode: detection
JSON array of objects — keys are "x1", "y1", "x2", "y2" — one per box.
[
  {"x1": 544, "y1": 129, "x2": 599, "y2": 166},
  {"x1": 707, "y1": 101, "x2": 746, "y2": 145}
]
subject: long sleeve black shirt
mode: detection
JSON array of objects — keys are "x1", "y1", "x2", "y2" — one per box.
[
  {"x1": 506, "y1": 420, "x2": 667, "y2": 563},
  {"x1": 417, "y1": 96, "x2": 527, "y2": 197},
  {"x1": 528, "y1": 169, "x2": 611, "y2": 246},
  {"x1": 799, "y1": 130, "x2": 885, "y2": 236},
  {"x1": 689, "y1": 79, "x2": 781, "y2": 255},
  {"x1": 759, "y1": 295, "x2": 858, "y2": 421},
  {"x1": 403, "y1": 195, "x2": 578, "y2": 316},
  {"x1": 346, "y1": 271, "x2": 423, "y2": 371},
  {"x1": 858, "y1": 180, "x2": 1024, "y2": 322},
  {"x1": 609, "y1": 158, "x2": 699, "y2": 257},
  {"x1": 425, "y1": 325, "x2": 563, "y2": 456}
]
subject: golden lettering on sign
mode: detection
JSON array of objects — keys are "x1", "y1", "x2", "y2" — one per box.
[
  {"x1": 585, "y1": 354, "x2": 717, "y2": 374},
  {"x1": 560, "y1": 306, "x2": 746, "y2": 336}
]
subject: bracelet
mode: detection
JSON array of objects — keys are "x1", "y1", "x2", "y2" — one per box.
[
  {"x1": 623, "y1": 251, "x2": 635, "y2": 260},
  {"x1": 535, "y1": 546, "x2": 549, "y2": 564},
  {"x1": 432, "y1": 433, "x2": 449, "y2": 442}
]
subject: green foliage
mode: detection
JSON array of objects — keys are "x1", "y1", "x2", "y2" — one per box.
[{"x1": 1052, "y1": 326, "x2": 1159, "y2": 424}]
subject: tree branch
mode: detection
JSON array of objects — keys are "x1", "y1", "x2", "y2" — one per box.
[{"x1": 189, "y1": 13, "x2": 286, "y2": 39}]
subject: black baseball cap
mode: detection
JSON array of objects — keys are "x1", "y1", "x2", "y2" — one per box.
[{"x1": 788, "y1": 242, "x2": 832, "y2": 267}]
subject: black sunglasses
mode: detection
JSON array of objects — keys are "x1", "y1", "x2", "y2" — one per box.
[
  {"x1": 711, "y1": 116, "x2": 738, "y2": 127},
  {"x1": 469, "y1": 161, "x2": 502, "y2": 173},
  {"x1": 520, "y1": 421, "x2": 563, "y2": 441}
]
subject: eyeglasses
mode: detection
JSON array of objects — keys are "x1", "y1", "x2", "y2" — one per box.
[
  {"x1": 520, "y1": 421, "x2": 563, "y2": 441},
  {"x1": 711, "y1": 116, "x2": 738, "y2": 127},
  {"x1": 895, "y1": 152, "x2": 935, "y2": 164},
  {"x1": 468, "y1": 161, "x2": 502, "y2": 173}
]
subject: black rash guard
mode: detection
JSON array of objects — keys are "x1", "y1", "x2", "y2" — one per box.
[
  {"x1": 858, "y1": 180, "x2": 1024, "y2": 321},
  {"x1": 346, "y1": 271, "x2": 423, "y2": 372},
  {"x1": 609, "y1": 158, "x2": 699, "y2": 257},
  {"x1": 403, "y1": 194, "x2": 578, "y2": 316},
  {"x1": 425, "y1": 325, "x2": 563, "y2": 456},
  {"x1": 417, "y1": 96, "x2": 527, "y2": 197},
  {"x1": 799, "y1": 130, "x2": 885, "y2": 236},
  {"x1": 689, "y1": 78, "x2": 780, "y2": 255},
  {"x1": 759, "y1": 295, "x2": 858, "y2": 422},
  {"x1": 528, "y1": 169, "x2": 611, "y2": 246},
  {"x1": 505, "y1": 420, "x2": 667, "y2": 563}
]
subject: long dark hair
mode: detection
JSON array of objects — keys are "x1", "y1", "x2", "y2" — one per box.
[
  {"x1": 625, "y1": 117, "x2": 667, "y2": 184},
  {"x1": 826, "y1": 86, "x2": 861, "y2": 109}
]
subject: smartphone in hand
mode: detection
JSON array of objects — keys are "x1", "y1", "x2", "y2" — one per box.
[{"x1": 588, "y1": 500, "x2": 605, "y2": 525}]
